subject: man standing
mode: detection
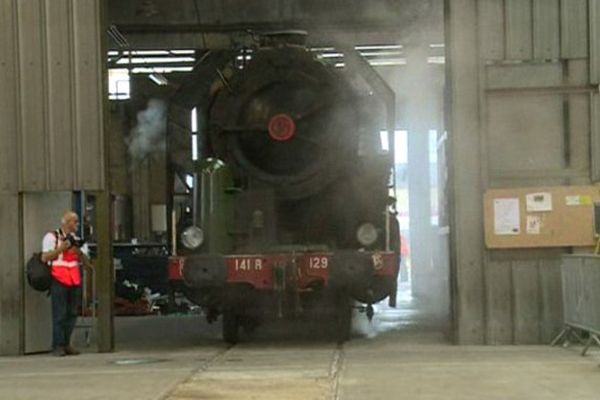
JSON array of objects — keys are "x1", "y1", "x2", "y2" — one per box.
[{"x1": 41, "y1": 210, "x2": 91, "y2": 356}]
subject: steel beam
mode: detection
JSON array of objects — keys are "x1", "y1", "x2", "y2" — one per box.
[
  {"x1": 96, "y1": 0, "x2": 114, "y2": 353},
  {"x1": 94, "y1": 190, "x2": 114, "y2": 352}
]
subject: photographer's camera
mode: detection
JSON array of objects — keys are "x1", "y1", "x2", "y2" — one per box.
[{"x1": 65, "y1": 234, "x2": 85, "y2": 248}]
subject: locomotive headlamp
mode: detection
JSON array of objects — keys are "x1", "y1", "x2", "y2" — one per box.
[
  {"x1": 181, "y1": 226, "x2": 204, "y2": 250},
  {"x1": 356, "y1": 223, "x2": 378, "y2": 246}
]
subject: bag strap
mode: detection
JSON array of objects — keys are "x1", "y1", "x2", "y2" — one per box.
[{"x1": 47, "y1": 230, "x2": 59, "y2": 267}]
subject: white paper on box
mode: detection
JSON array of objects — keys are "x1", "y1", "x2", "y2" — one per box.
[
  {"x1": 526, "y1": 192, "x2": 552, "y2": 212},
  {"x1": 494, "y1": 198, "x2": 520, "y2": 235},
  {"x1": 565, "y1": 195, "x2": 580, "y2": 206},
  {"x1": 526, "y1": 215, "x2": 542, "y2": 234}
]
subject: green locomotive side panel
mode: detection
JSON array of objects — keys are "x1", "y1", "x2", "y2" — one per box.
[{"x1": 197, "y1": 158, "x2": 237, "y2": 254}]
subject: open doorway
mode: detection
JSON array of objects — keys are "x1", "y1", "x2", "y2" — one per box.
[
  {"x1": 102, "y1": 2, "x2": 449, "y2": 346},
  {"x1": 359, "y1": 40, "x2": 450, "y2": 340}
]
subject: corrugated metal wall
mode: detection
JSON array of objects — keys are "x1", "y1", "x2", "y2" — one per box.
[
  {"x1": 0, "y1": 0, "x2": 105, "y2": 354},
  {"x1": 447, "y1": 0, "x2": 600, "y2": 344},
  {"x1": 0, "y1": 0, "x2": 105, "y2": 192}
]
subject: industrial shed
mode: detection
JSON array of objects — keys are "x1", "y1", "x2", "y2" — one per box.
[{"x1": 0, "y1": 1, "x2": 598, "y2": 399}]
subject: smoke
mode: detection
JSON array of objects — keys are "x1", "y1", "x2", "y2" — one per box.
[
  {"x1": 128, "y1": 98, "x2": 167, "y2": 161},
  {"x1": 350, "y1": 283, "x2": 450, "y2": 340},
  {"x1": 351, "y1": 289, "x2": 413, "y2": 339}
]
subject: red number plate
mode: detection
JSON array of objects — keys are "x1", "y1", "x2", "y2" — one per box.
[{"x1": 226, "y1": 256, "x2": 273, "y2": 289}]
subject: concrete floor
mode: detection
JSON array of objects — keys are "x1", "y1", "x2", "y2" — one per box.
[{"x1": 1, "y1": 289, "x2": 598, "y2": 400}]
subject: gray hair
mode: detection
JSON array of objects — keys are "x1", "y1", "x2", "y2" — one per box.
[{"x1": 61, "y1": 210, "x2": 78, "y2": 225}]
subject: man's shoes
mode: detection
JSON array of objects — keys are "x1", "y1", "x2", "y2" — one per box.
[
  {"x1": 64, "y1": 345, "x2": 80, "y2": 356},
  {"x1": 52, "y1": 348, "x2": 66, "y2": 357}
]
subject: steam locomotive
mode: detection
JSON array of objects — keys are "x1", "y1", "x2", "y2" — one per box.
[{"x1": 168, "y1": 32, "x2": 400, "y2": 343}]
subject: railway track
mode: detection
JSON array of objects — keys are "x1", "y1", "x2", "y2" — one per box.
[
  {"x1": 329, "y1": 343, "x2": 346, "y2": 400},
  {"x1": 158, "y1": 344, "x2": 236, "y2": 400},
  {"x1": 160, "y1": 340, "x2": 347, "y2": 400}
]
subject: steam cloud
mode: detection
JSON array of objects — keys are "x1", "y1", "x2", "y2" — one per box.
[{"x1": 128, "y1": 98, "x2": 167, "y2": 160}]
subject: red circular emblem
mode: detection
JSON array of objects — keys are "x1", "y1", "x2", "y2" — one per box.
[{"x1": 268, "y1": 114, "x2": 296, "y2": 142}]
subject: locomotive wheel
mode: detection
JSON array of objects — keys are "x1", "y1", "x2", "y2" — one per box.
[
  {"x1": 241, "y1": 315, "x2": 260, "y2": 335},
  {"x1": 222, "y1": 308, "x2": 239, "y2": 344},
  {"x1": 335, "y1": 293, "x2": 352, "y2": 343}
]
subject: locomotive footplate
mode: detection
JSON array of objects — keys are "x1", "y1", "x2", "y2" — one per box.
[{"x1": 171, "y1": 250, "x2": 397, "y2": 303}]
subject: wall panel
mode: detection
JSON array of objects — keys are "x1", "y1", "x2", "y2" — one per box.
[
  {"x1": 569, "y1": 93, "x2": 591, "y2": 172},
  {"x1": 505, "y1": 0, "x2": 532, "y2": 60},
  {"x1": 539, "y1": 259, "x2": 563, "y2": 343},
  {"x1": 485, "y1": 259, "x2": 513, "y2": 344},
  {"x1": 17, "y1": 0, "x2": 48, "y2": 191},
  {"x1": 512, "y1": 261, "x2": 541, "y2": 344},
  {"x1": 486, "y1": 63, "x2": 562, "y2": 89},
  {"x1": 0, "y1": 194, "x2": 21, "y2": 355},
  {"x1": 477, "y1": 0, "x2": 505, "y2": 63},
  {"x1": 45, "y1": 0, "x2": 75, "y2": 190},
  {"x1": 2, "y1": 0, "x2": 105, "y2": 194},
  {"x1": 561, "y1": 0, "x2": 588, "y2": 59},
  {"x1": 566, "y1": 59, "x2": 589, "y2": 85},
  {"x1": 592, "y1": 0, "x2": 600, "y2": 182},
  {"x1": 532, "y1": 0, "x2": 560, "y2": 60},
  {"x1": 0, "y1": 0, "x2": 19, "y2": 193},
  {"x1": 488, "y1": 94, "x2": 564, "y2": 174},
  {"x1": 73, "y1": 0, "x2": 104, "y2": 190}
]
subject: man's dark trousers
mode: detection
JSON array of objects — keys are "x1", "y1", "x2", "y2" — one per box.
[{"x1": 51, "y1": 279, "x2": 81, "y2": 350}]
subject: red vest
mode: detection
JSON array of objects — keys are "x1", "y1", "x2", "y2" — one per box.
[{"x1": 51, "y1": 233, "x2": 81, "y2": 287}]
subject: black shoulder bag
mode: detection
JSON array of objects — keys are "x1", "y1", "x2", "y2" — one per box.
[{"x1": 26, "y1": 231, "x2": 57, "y2": 292}]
